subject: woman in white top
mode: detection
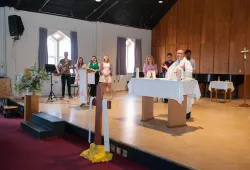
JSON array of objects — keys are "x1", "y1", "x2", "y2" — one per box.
[
  {"x1": 99, "y1": 55, "x2": 113, "y2": 93},
  {"x1": 74, "y1": 57, "x2": 85, "y2": 96},
  {"x1": 75, "y1": 57, "x2": 84, "y2": 85}
]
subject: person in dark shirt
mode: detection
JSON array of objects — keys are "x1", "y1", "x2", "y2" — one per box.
[
  {"x1": 57, "y1": 52, "x2": 73, "y2": 98},
  {"x1": 162, "y1": 53, "x2": 174, "y2": 103},
  {"x1": 162, "y1": 53, "x2": 174, "y2": 77}
]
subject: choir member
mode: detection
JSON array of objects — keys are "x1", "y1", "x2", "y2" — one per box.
[
  {"x1": 162, "y1": 53, "x2": 174, "y2": 103},
  {"x1": 143, "y1": 56, "x2": 158, "y2": 77},
  {"x1": 185, "y1": 49, "x2": 196, "y2": 71},
  {"x1": 99, "y1": 55, "x2": 113, "y2": 94},
  {"x1": 58, "y1": 51, "x2": 73, "y2": 98},
  {"x1": 162, "y1": 53, "x2": 174, "y2": 77},
  {"x1": 88, "y1": 56, "x2": 100, "y2": 97}
]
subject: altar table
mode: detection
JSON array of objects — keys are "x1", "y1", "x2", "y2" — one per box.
[
  {"x1": 208, "y1": 81, "x2": 234, "y2": 102},
  {"x1": 128, "y1": 78, "x2": 201, "y2": 127}
]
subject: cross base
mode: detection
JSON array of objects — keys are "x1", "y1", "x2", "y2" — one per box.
[
  {"x1": 239, "y1": 103, "x2": 250, "y2": 107},
  {"x1": 80, "y1": 143, "x2": 112, "y2": 163}
]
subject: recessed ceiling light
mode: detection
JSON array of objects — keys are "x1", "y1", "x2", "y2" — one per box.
[
  {"x1": 158, "y1": 0, "x2": 163, "y2": 3},
  {"x1": 95, "y1": 0, "x2": 102, "y2": 2}
]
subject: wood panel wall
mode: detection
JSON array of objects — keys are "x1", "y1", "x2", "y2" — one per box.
[{"x1": 152, "y1": 0, "x2": 250, "y2": 75}]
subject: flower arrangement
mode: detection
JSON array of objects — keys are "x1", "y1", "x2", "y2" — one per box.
[{"x1": 14, "y1": 63, "x2": 48, "y2": 95}]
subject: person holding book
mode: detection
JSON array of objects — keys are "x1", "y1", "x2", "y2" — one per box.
[
  {"x1": 88, "y1": 56, "x2": 100, "y2": 96},
  {"x1": 75, "y1": 57, "x2": 85, "y2": 85},
  {"x1": 74, "y1": 57, "x2": 86, "y2": 96}
]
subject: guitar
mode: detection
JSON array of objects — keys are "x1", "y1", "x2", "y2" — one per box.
[{"x1": 58, "y1": 62, "x2": 69, "y2": 75}]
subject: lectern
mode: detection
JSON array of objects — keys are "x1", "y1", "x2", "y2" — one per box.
[{"x1": 79, "y1": 67, "x2": 96, "y2": 104}]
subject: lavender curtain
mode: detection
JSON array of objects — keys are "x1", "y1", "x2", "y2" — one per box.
[
  {"x1": 116, "y1": 37, "x2": 127, "y2": 75},
  {"x1": 134, "y1": 39, "x2": 142, "y2": 71},
  {"x1": 70, "y1": 31, "x2": 78, "y2": 66},
  {"x1": 38, "y1": 27, "x2": 48, "y2": 70}
]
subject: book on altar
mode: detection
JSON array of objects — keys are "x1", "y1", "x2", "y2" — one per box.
[
  {"x1": 146, "y1": 70, "x2": 156, "y2": 79},
  {"x1": 81, "y1": 65, "x2": 96, "y2": 73}
]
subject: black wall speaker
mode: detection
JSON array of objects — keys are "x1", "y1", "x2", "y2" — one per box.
[{"x1": 8, "y1": 15, "x2": 25, "y2": 37}]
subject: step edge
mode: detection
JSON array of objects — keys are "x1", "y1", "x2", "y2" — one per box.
[
  {"x1": 21, "y1": 121, "x2": 52, "y2": 132},
  {"x1": 32, "y1": 113, "x2": 65, "y2": 122}
]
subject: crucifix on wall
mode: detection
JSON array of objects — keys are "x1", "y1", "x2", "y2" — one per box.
[{"x1": 239, "y1": 47, "x2": 249, "y2": 107}]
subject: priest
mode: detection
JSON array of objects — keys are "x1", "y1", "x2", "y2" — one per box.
[{"x1": 165, "y1": 49, "x2": 193, "y2": 119}]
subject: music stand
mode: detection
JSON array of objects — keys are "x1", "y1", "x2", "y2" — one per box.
[{"x1": 45, "y1": 64, "x2": 59, "y2": 102}]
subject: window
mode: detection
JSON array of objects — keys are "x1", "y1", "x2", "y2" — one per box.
[
  {"x1": 47, "y1": 31, "x2": 71, "y2": 65},
  {"x1": 126, "y1": 38, "x2": 135, "y2": 73}
]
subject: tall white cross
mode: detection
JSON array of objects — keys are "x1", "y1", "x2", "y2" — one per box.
[{"x1": 241, "y1": 47, "x2": 249, "y2": 60}]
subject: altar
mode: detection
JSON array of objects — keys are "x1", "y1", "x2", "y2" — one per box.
[
  {"x1": 208, "y1": 81, "x2": 234, "y2": 102},
  {"x1": 128, "y1": 78, "x2": 201, "y2": 127}
]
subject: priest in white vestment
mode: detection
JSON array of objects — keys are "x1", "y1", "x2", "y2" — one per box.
[{"x1": 165, "y1": 49, "x2": 194, "y2": 119}]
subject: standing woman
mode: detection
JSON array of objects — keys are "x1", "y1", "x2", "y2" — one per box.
[
  {"x1": 143, "y1": 56, "x2": 158, "y2": 101},
  {"x1": 143, "y1": 56, "x2": 158, "y2": 77},
  {"x1": 88, "y1": 56, "x2": 100, "y2": 97},
  {"x1": 99, "y1": 55, "x2": 113, "y2": 97},
  {"x1": 75, "y1": 57, "x2": 85, "y2": 96}
]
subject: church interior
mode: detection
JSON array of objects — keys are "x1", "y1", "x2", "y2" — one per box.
[{"x1": 0, "y1": 0, "x2": 250, "y2": 170}]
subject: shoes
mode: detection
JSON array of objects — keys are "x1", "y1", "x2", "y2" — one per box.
[
  {"x1": 69, "y1": 96, "x2": 73, "y2": 98},
  {"x1": 186, "y1": 112, "x2": 191, "y2": 120},
  {"x1": 163, "y1": 98, "x2": 168, "y2": 103}
]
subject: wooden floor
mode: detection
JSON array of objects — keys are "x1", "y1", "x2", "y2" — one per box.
[{"x1": 18, "y1": 92, "x2": 250, "y2": 170}]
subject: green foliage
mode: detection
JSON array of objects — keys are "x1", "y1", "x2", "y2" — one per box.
[{"x1": 13, "y1": 63, "x2": 49, "y2": 95}]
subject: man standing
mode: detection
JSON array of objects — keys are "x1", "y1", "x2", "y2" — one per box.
[
  {"x1": 162, "y1": 53, "x2": 174, "y2": 77},
  {"x1": 162, "y1": 53, "x2": 174, "y2": 103},
  {"x1": 58, "y1": 52, "x2": 73, "y2": 98},
  {"x1": 185, "y1": 49, "x2": 196, "y2": 71},
  {"x1": 166, "y1": 49, "x2": 193, "y2": 119}
]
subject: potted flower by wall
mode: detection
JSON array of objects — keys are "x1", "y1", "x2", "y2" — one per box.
[{"x1": 14, "y1": 63, "x2": 48, "y2": 121}]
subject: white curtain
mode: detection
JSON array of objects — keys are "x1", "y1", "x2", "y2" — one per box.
[{"x1": 0, "y1": 7, "x2": 7, "y2": 77}]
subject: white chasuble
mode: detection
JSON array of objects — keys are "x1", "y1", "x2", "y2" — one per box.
[
  {"x1": 166, "y1": 57, "x2": 194, "y2": 114},
  {"x1": 166, "y1": 57, "x2": 193, "y2": 80}
]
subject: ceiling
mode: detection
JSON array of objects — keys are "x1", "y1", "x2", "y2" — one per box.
[{"x1": 0, "y1": 0, "x2": 176, "y2": 29}]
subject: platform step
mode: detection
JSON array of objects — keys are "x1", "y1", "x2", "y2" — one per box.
[
  {"x1": 21, "y1": 121, "x2": 53, "y2": 139},
  {"x1": 32, "y1": 113, "x2": 66, "y2": 137}
]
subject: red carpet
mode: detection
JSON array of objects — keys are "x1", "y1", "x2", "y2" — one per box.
[{"x1": 0, "y1": 115, "x2": 149, "y2": 170}]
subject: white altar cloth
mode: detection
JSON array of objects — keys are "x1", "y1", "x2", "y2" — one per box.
[
  {"x1": 128, "y1": 78, "x2": 201, "y2": 104},
  {"x1": 208, "y1": 81, "x2": 234, "y2": 91}
]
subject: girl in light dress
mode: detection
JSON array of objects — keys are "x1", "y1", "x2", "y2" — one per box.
[
  {"x1": 75, "y1": 57, "x2": 85, "y2": 96},
  {"x1": 99, "y1": 55, "x2": 113, "y2": 96}
]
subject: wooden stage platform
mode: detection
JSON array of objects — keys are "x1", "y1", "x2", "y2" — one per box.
[{"x1": 17, "y1": 92, "x2": 250, "y2": 170}]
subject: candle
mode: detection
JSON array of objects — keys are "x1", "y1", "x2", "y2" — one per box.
[{"x1": 136, "y1": 67, "x2": 139, "y2": 78}]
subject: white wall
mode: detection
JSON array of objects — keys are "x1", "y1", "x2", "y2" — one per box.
[{"x1": 4, "y1": 7, "x2": 151, "y2": 95}]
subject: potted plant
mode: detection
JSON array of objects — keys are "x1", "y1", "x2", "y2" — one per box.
[
  {"x1": 13, "y1": 63, "x2": 48, "y2": 121},
  {"x1": 14, "y1": 63, "x2": 48, "y2": 96}
]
